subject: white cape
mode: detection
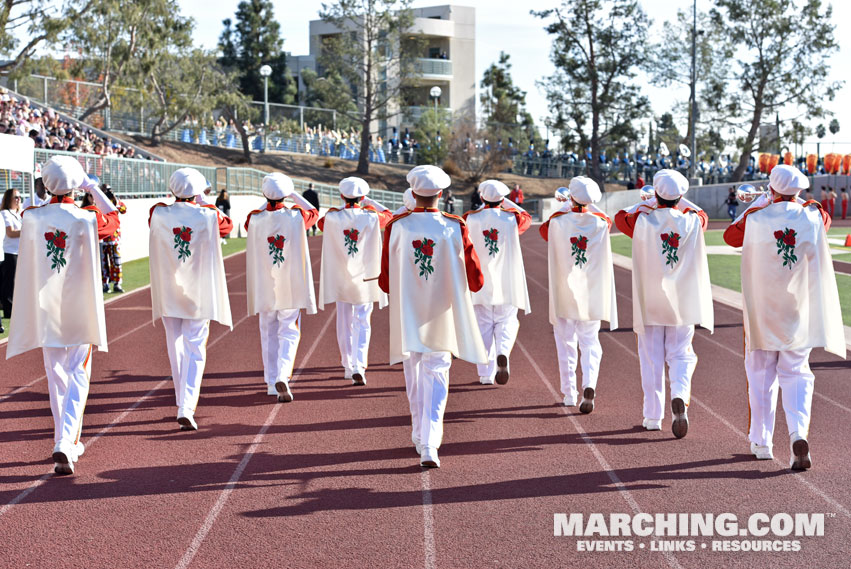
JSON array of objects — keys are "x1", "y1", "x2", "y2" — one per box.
[
  {"x1": 7, "y1": 203, "x2": 107, "y2": 358},
  {"x1": 465, "y1": 206, "x2": 531, "y2": 312},
  {"x1": 631, "y1": 207, "x2": 713, "y2": 335},
  {"x1": 741, "y1": 201, "x2": 845, "y2": 358},
  {"x1": 546, "y1": 211, "x2": 617, "y2": 328},
  {"x1": 318, "y1": 206, "x2": 387, "y2": 307},
  {"x1": 386, "y1": 211, "x2": 488, "y2": 365},
  {"x1": 149, "y1": 202, "x2": 232, "y2": 327},
  {"x1": 246, "y1": 207, "x2": 317, "y2": 315}
]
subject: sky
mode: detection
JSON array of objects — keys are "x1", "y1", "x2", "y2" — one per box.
[{"x1": 59, "y1": 0, "x2": 851, "y2": 155}]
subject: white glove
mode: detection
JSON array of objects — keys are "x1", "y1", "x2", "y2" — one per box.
[
  {"x1": 86, "y1": 181, "x2": 118, "y2": 214},
  {"x1": 79, "y1": 176, "x2": 99, "y2": 194},
  {"x1": 361, "y1": 196, "x2": 389, "y2": 212},
  {"x1": 287, "y1": 191, "x2": 316, "y2": 211},
  {"x1": 195, "y1": 191, "x2": 214, "y2": 206}
]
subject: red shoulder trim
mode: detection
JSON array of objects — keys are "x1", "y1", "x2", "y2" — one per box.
[
  {"x1": 148, "y1": 202, "x2": 169, "y2": 226},
  {"x1": 462, "y1": 208, "x2": 483, "y2": 220},
  {"x1": 386, "y1": 209, "x2": 413, "y2": 229},
  {"x1": 440, "y1": 211, "x2": 466, "y2": 226},
  {"x1": 244, "y1": 208, "x2": 266, "y2": 230}
]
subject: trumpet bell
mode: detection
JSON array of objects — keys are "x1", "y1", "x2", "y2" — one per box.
[
  {"x1": 736, "y1": 184, "x2": 765, "y2": 203},
  {"x1": 639, "y1": 185, "x2": 655, "y2": 201}
]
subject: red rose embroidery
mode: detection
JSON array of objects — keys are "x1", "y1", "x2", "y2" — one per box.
[
  {"x1": 570, "y1": 235, "x2": 589, "y2": 267},
  {"x1": 483, "y1": 228, "x2": 499, "y2": 256},
  {"x1": 413, "y1": 237, "x2": 436, "y2": 279},
  {"x1": 173, "y1": 226, "x2": 192, "y2": 261},
  {"x1": 268, "y1": 234, "x2": 286, "y2": 265},
  {"x1": 44, "y1": 229, "x2": 68, "y2": 272},
  {"x1": 661, "y1": 231, "x2": 681, "y2": 267},
  {"x1": 774, "y1": 228, "x2": 797, "y2": 268},
  {"x1": 344, "y1": 228, "x2": 360, "y2": 256}
]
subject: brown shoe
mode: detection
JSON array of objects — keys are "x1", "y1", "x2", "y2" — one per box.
[
  {"x1": 790, "y1": 438, "x2": 812, "y2": 470},
  {"x1": 352, "y1": 373, "x2": 366, "y2": 386},
  {"x1": 495, "y1": 355, "x2": 510, "y2": 385},
  {"x1": 275, "y1": 381, "x2": 294, "y2": 403},
  {"x1": 671, "y1": 398, "x2": 688, "y2": 439},
  {"x1": 579, "y1": 387, "x2": 595, "y2": 414}
]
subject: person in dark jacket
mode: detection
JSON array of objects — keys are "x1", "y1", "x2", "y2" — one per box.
[{"x1": 303, "y1": 183, "x2": 321, "y2": 236}]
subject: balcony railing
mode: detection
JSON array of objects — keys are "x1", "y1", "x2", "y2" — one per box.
[{"x1": 415, "y1": 58, "x2": 452, "y2": 76}]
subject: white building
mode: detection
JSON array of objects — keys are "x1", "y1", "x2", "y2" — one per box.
[{"x1": 290, "y1": 4, "x2": 476, "y2": 138}]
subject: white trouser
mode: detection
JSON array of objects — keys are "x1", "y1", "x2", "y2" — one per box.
[
  {"x1": 43, "y1": 345, "x2": 92, "y2": 448},
  {"x1": 259, "y1": 309, "x2": 302, "y2": 387},
  {"x1": 162, "y1": 317, "x2": 211, "y2": 417},
  {"x1": 335, "y1": 301, "x2": 373, "y2": 375},
  {"x1": 403, "y1": 351, "x2": 452, "y2": 449},
  {"x1": 744, "y1": 345, "x2": 814, "y2": 448},
  {"x1": 474, "y1": 304, "x2": 519, "y2": 380},
  {"x1": 553, "y1": 318, "x2": 602, "y2": 401},
  {"x1": 637, "y1": 325, "x2": 697, "y2": 422}
]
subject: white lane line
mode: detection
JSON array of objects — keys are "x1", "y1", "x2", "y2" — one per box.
[
  {"x1": 175, "y1": 308, "x2": 336, "y2": 569},
  {"x1": 516, "y1": 340, "x2": 682, "y2": 569},
  {"x1": 421, "y1": 471, "x2": 437, "y2": 569},
  {"x1": 0, "y1": 270, "x2": 248, "y2": 404},
  {"x1": 0, "y1": 377, "x2": 171, "y2": 519},
  {"x1": 0, "y1": 310, "x2": 253, "y2": 517},
  {"x1": 603, "y1": 330, "x2": 851, "y2": 520},
  {"x1": 526, "y1": 270, "x2": 851, "y2": 519}
]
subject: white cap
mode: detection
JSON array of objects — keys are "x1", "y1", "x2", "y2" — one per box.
[
  {"x1": 769, "y1": 164, "x2": 809, "y2": 196},
  {"x1": 41, "y1": 156, "x2": 87, "y2": 196},
  {"x1": 653, "y1": 169, "x2": 689, "y2": 200},
  {"x1": 406, "y1": 165, "x2": 450, "y2": 196},
  {"x1": 478, "y1": 179, "x2": 510, "y2": 202},
  {"x1": 168, "y1": 168, "x2": 208, "y2": 199},
  {"x1": 403, "y1": 188, "x2": 416, "y2": 210},
  {"x1": 262, "y1": 172, "x2": 294, "y2": 200},
  {"x1": 567, "y1": 176, "x2": 602, "y2": 205},
  {"x1": 339, "y1": 176, "x2": 370, "y2": 199}
]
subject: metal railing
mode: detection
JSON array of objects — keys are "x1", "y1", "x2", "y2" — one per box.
[
  {"x1": 415, "y1": 58, "x2": 452, "y2": 76},
  {"x1": 224, "y1": 166, "x2": 406, "y2": 211},
  {"x1": 2, "y1": 149, "x2": 407, "y2": 210}
]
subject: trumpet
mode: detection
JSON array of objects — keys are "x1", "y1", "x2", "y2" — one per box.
[
  {"x1": 735, "y1": 184, "x2": 767, "y2": 203},
  {"x1": 639, "y1": 185, "x2": 655, "y2": 201}
]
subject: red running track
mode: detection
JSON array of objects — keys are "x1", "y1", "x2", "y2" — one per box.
[{"x1": 0, "y1": 233, "x2": 849, "y2": 568}]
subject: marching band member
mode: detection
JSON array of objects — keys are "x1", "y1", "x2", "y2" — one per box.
[
  {"x1": 317, "y1": 177, "x2": 391, "y2": 385},
  {"x1": 615, "y1": 169, "x2": 713, "y2": 438},
  {"x1": 540, "y1": 177, "x2": 617, "y2": 412},
  {"x1": 379, "y1": 165, "x2": 487, "y2": 468},
  {"x1": 245, "y1": 173, "x2": 319, "y2": 402},
  {"x1": 393, "y1": 188, "x2": 417, "y2": 217},
  {"x1": 7, "y1": 156, "x2": 119, "y2": 474},
  {"x1": 148, "y1": 168, "x2": 233, "y2": 431},
  {"x1": 723, "y1": 165, "x2": 843, "y2": 468},
  {"x1": 462, "y1": 179, "x2": 531, "y2": 385}
]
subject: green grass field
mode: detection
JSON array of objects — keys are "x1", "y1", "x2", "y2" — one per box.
[
  {"x1": 612, "y1": 230, "x2": 851, "y2": 326},
  {"x1": 0, "y1": 238, "x2": 247, "y2": 341}
]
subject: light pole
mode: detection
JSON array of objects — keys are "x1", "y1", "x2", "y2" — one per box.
[
  {"x1": 429, "y1": 86, "x2": 442, "y2": 117},
  {"x1": 260, "y1": 64, "x2": 272, "y2": 153},
  {"x1": 688, "y1": 0, "x2": 697, "y2": 180}
]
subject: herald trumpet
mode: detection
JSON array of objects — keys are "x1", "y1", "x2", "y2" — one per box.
[
  {"x1": 639, "y1": 185, "x2": 655, "y2": 201},
  {"x1": 735, "y1": 184, "x2": 766, "y2": 203}
]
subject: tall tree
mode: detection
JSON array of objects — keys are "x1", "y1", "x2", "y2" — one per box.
[
  {"x1": 218, "y1": 0, "x2": 296, "y2": 104},
  {"x1": 0, "y1": 0, "x2": 92, "y2": 74},
  {"x1": 144, "y1": 50, "x2": 221, "y2": 145},
  {"x1": 480, "y1": 52, "x2": 541, "y2": 152},
  {"x1": 534, "y1": 0, "x2": 651, "y2": 185},
  {"x1": 66, "y1": 0, "x2": 193, "y2": 122},
  {"x1": 300, "y1": 68, "x2": 359, "y2": 130},
  {"x1": 708, "y1": 0, "x2": 841, "y2": 181},
  {"x1": 646, "y1": 8, "x2": 730, "y2": 158},
  {"x1": 318, "y1": 0, "x2": 424, "y2": 174}
]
